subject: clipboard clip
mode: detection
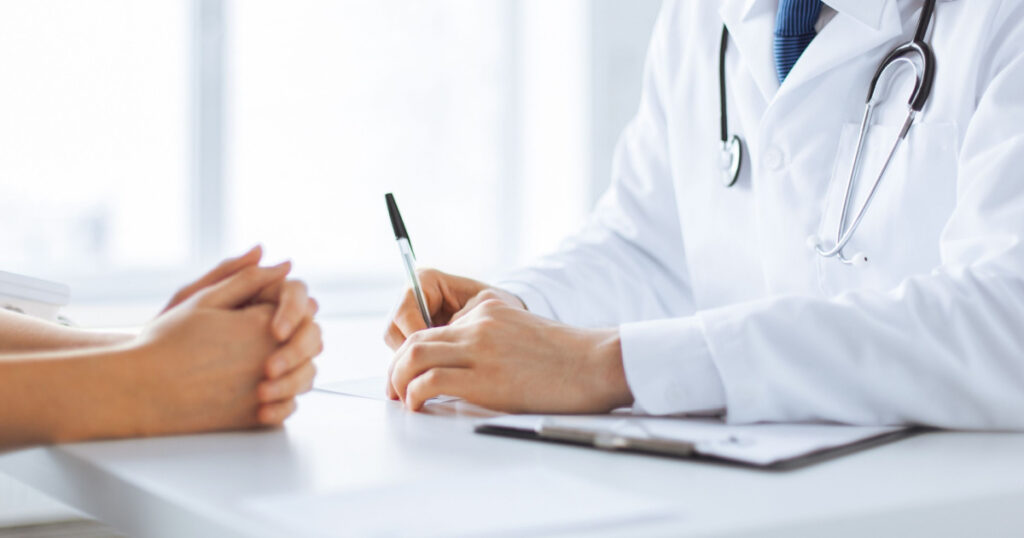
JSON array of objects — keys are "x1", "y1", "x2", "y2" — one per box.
[{"x1": 537, "y1": 422, "x2": 695, "y2": 458}]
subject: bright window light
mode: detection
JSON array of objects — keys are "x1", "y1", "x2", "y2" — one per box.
[
  {"x1": 0, "y1": 1, "x2": 190, "y2": 284},
  {"x1": 226, "y1": 1, "x2": 511, "y2": 283}
]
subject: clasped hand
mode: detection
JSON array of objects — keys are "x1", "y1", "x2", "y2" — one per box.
[{"x1": 133, "y1": 246, "x2": 322, "y2": 435}]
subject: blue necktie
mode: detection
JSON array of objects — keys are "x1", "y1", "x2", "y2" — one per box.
[{"x1": 774, "y1": 0, "x2": 822, "y2": 82}]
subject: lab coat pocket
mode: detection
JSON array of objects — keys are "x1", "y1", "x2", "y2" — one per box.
[{"x1": 816, "y1": 121, "x2": 960, "y2": 295}]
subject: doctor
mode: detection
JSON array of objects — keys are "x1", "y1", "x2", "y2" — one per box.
[{"x1": 384, "y1": 0, "x2": 1024, "y2": 428}]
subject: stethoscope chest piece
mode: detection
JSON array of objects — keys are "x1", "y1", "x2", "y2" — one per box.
[{"x1": 720, "y1": 135, "x2": 742, "y2": 187}]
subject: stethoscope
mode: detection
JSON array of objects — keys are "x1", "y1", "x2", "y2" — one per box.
[{"x1": 718, "y1": 0, "x2": 937, "y2": 266}]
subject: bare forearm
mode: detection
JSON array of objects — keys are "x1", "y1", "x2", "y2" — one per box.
[
  {"x1": 0, "y1": 345, "x2": 141, "y2": 449},
  {"x1": 0, "y1": 310, "x2": 132, "y2": 353}
]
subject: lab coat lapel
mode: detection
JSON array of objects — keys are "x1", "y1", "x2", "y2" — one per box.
[
  {"x1": 779, "y1": 0, "x2": 903, "y2": 93},
  {"x1": 719, "y1": 0, "x2": 780, "y2": 102}
]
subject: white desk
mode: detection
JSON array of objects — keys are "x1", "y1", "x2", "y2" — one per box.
[{"x1": 2, "y1": 317, "x2": 1024, "y2": 537}]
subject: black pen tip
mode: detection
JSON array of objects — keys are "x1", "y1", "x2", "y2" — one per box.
[{"x1": 385, "y1": 192, "x2": 409, "y2": 240}]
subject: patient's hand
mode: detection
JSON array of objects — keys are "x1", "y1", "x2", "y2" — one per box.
[
  {"x1": 131, "y1": 263, "x2": 320, "y2": 434},
  {"x1": 163, "y1": 245, "x2": 319, "y2": 343},
  {"x1": 162, "y1": 246, "x2": 322, "y2": 384}
]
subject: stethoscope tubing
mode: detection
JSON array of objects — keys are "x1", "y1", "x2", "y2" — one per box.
[{"x1": 717, "y1": 0, "x2": 938, "y2": 265}]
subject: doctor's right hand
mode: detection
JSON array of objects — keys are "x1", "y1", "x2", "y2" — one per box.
[
  {"x1": 383, "y1": 269, "x2": 526, "y2": 349},
  {"x1": 383, "y1": 269, "x2": 524, "y2": 399}
]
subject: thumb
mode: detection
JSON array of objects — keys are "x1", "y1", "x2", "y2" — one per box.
[{"x1": 196, "y1": 261, "x2": 291, "y2": 309}]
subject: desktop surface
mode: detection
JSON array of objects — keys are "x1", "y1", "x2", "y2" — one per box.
[{"x1": 2, "y1": 316, "x2": 1023, "y2": 537}]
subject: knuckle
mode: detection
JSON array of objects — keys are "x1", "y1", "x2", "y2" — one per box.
[
  {"x1": 477, "y1": 289, "x2": 501, "y2": 302},
  {"x1": 478, "y1": 298, "x2": 504, "y2": 313},
  {"x1": 416, "y1": 267, "x2": 441, "y2": 282},
  {"x1": 421, "y1": 368, "x2": 443, "y2": 389},
  {"x1": 285, "y1": 280, "x2": 309, "y2": 302},
  {"x1": 476, "y1": 317, "x2": 499, "y2": 332},
  {"x1": 406, "y1": 343, "x2": 426, "y2": 365}
]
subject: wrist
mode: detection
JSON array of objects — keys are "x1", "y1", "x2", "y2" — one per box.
[
  {"x1": 108, "y1": 338, "x2": 162, "y2": 438},
  {"x1": 44, "y1": 341, "x2": 147, "y2": 443},
  {"x1": 585, "y1": 328, "x2": 634, "y2": 411}
]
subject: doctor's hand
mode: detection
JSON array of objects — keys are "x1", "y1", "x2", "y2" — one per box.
[
  {"x1": 386, "y1": 299, "x2": 634, "y2": 413},
  {"x1": 383, "y1": 269, "x2": 524, "y2": 351}
]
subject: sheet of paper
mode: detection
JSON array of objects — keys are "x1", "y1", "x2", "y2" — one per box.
[
  {"x1": 318, "y1": 376, "x2": 460, "y2": 404},
  {"x1": 482, "y1": 415, "x2": 905, "y2": 467},
  {"x1": 243, "y1": 466, "x2": 676, "y2": 537}
]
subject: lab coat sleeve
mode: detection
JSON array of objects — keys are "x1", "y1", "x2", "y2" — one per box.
[
  {"x1": 496, "y1": 0, "x2": 694, "y2": 328},
  {"x1": 693, "y1": 13, "x2": 1024, "y2": 429}
]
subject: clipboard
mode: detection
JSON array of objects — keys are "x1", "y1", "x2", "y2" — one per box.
[{"x1": 475, "y1": 415, "x2": 917, "y2": 470}]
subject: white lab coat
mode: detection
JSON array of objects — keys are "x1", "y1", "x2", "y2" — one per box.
[{"x1": 497, "y1": 0, "x2": 1024, "y2": 429}]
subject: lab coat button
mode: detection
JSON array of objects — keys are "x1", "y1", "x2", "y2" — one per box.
[{"x1": 763, "y1": 148, "x2": 785, "y2": 171}]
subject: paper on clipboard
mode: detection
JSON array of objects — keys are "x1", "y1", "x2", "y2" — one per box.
[{"x1": 478, "y1": 415, "x2": 908, "y2": 468}]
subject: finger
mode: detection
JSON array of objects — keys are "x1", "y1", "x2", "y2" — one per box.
[
  {"x1": 270, "y1": 280, "x2": 310, "y2": 341},
  {"x1": 197, "y1": 245, "x2": 264, "y2": 289},
  {"x1": 405, "y1": 368, "x2": 475, "y2": 411},
  {"x1": 391, "y1": 339, "x2": 468, "y2": 403},
  {"x1": 448, "y1": 293, "x2": 488, "y2": 325},
  {"x1": 259, "y1": 361, "x2": 317, "y2": 403},
  {"x1": 385, "y1": 358, "x2": 397, "y2": 399},
  {"x1": 392, "y1": 288, "x2": 431, "y2": 340},
  {"x1": 265, "y1": 320, "x2": 323, "y2": 378},
  {"x1": 258, "y1": 398, "x2": 298, "y2": 425},
  {"x1": 385, "y1": 351, "x2": 403, "y2": 400},
  {"x1": 383, "y1": 321, "x2": 406, "y2": 350},
  {"x1": 165, "y1": 245, "x2": 263, "y2": 310},
  {"x1": 449, "y1": 288, "x2": 525, "y2": 325},
  {"x1": 307, "y1": 297, "x2": 319, "y2": 316},
  {"x1": 386, "y1": 374, "x2": 398, "y2": 400},
  {"x1": 197, "y1": 262, "x2": 291, "y2": 309}
]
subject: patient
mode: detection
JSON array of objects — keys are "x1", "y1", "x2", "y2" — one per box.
[{"x1": 0, "y1": 246, "x2": 322, "y2": 449}]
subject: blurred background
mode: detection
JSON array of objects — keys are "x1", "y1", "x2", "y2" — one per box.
[
  {"x1": 0, "y1": 0, "x2": 661, "y2": 324},
  {"x1": 0, "y1": 1, "x2": 661, "y2": 530}
]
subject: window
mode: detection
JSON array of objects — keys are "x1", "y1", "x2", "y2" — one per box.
[
  {"x1": 226, "y1": 0, "x2": 511, "y2": 282},
  {"x1": 0, "y1": 0, "x2": 660, "y2": 320},
  {"x1": 0, "y1": 1, "x2": 190, "y2": 287}
]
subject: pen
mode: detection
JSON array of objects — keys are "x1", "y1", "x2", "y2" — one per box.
[{"x1": 385, "y1": 193, "x2": 433, "y2": 328}]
